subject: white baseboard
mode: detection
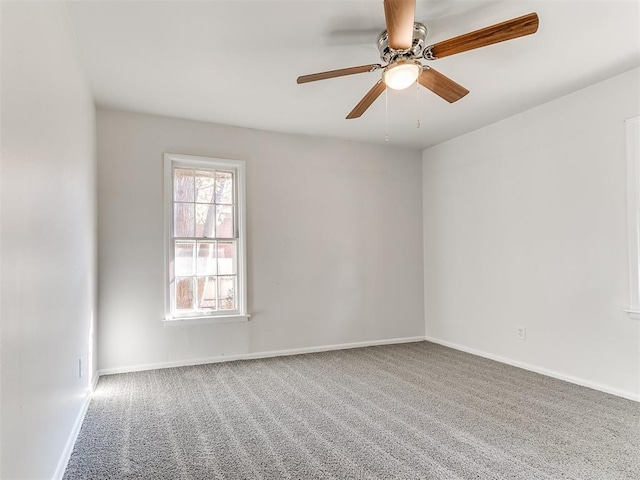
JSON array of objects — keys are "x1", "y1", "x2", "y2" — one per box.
[
  {"x1": 53, "y1": 372, "x2": 100, "y2": 480},
  {"x1": 425, "y1": 336, "x2": 640, "y2": 402},
  {"x1": 98, "y1": 336, "x2": 427, "y2": 377}
]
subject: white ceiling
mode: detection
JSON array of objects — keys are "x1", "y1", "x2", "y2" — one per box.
[{"x1": 65, "y1": 0, "x2": 640, "y2": 149}]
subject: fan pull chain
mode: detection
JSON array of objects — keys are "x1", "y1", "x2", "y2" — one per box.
[
  {"x1": 385, "y1": 87, "x2": 389, "y2": 142},
  {"x1": 416, "y1": 80, "x2": 421, "y2": 129}
]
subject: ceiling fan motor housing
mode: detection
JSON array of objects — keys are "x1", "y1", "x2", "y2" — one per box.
[{"x1": 377, "y1": 23, "x2": 428, "y2": 63}]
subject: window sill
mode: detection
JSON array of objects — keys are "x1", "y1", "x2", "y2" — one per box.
[
  {"x1": 163, "y1": 314, "x2": 250, "y2": 326},
  {"x1": 624, "y1": 309, "x2": 640, "y2": 320}
]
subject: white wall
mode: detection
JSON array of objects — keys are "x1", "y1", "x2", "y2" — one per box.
[
  {"x1": 97, "y1": 109, "x2": 424, "y2": 372},
  {"x1": 423, "y1": 68, "x2": 640, "y2": 399},
  {"x1": 0, "y1": 1, "x2": 97, "y2": 478}
]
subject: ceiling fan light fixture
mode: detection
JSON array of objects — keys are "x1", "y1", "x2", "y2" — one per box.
[{"x1": 383, "y1": 61, "x2": 421, "y2": 90}]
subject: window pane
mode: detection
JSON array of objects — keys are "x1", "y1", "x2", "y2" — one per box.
[
  {"x1": 175, "y1": 241, "x2": 195, "y2": 276},
  {"x1": 195, "y1": 170, "x2": 215, "y2": 203},
  {"x1": 215, "y1": 171, "x2": 234, "y2": 204},
  {"x1": 195, "y1": 203, "x2": 215, "y2": 238},
  {"x1": 218, "y1": 276, "x2": 236, "y2": 310},
  {"x1": 216, "y1": 205, "x2": 234, "y2": 238},
  {"x1": 174, "y1": 168, "x2": 194, "y2": 202},
  {"x1": 174, "y1": 203, "x2": 194, "y2": 237},
  {"x1": 196, "y1": 242, "x2": 216, "y2": 275},
  {"x1": 175, "y1": 277, "x2": 194, "y2": 310},
  {"x1": 217, "y1": 241, "x2": 236, "y2": 275},
  {"x1": 197, "y1": 276, "x2": 217, "y2": 310}
]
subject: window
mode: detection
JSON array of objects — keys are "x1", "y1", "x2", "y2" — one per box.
[
  {"x1": 626, "y1": 116, "x2": 640, "y2": 320},
  {"x1": 164, "y1": 153, "x2": 247, "y2": 323}
]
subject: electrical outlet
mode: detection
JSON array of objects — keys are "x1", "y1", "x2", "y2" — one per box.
[
  {"x1": 78, "y1": 358, "x2": 83, "y2": 379},
  {"x1": 516, "y1": 326, "x2": 526, "y2": 341}
]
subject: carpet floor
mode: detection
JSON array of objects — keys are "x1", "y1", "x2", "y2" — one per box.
[{"x1": 64, "y1": 341, "x2": 640, "y2": 479}]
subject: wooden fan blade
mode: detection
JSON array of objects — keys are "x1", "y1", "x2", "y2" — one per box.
[
  {"x1": 424, "y1": 12, "x2": 539, "y2": 60},
  {"x1": 384, "y1": 0, "x2": 416, "y2": 50},
  {"x1": 297, "y1": 64, "x2": 381, "y2": 84},
  {"x1": 346, "y1": 80, "x2": 386, "y2": 119},
  {"x1": 418, "y1": 67, "x2": 469, "y2": 103}
]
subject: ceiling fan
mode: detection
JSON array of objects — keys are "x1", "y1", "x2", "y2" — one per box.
[{"x1": 297, "y1": 0, "x2": 539, "y2": 119}]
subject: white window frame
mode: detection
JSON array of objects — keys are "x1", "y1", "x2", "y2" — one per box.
[
  {"x1": 163, "y1": 153, "x2": 248, "y2": 325},
  {"x1": 625, "y1": 116, "x2": 640, "y2": 320}
]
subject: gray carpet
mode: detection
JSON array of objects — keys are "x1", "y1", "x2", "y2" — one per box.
[{"x1": 64, "y1": 341, "x2": 640, "y2": 479}]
